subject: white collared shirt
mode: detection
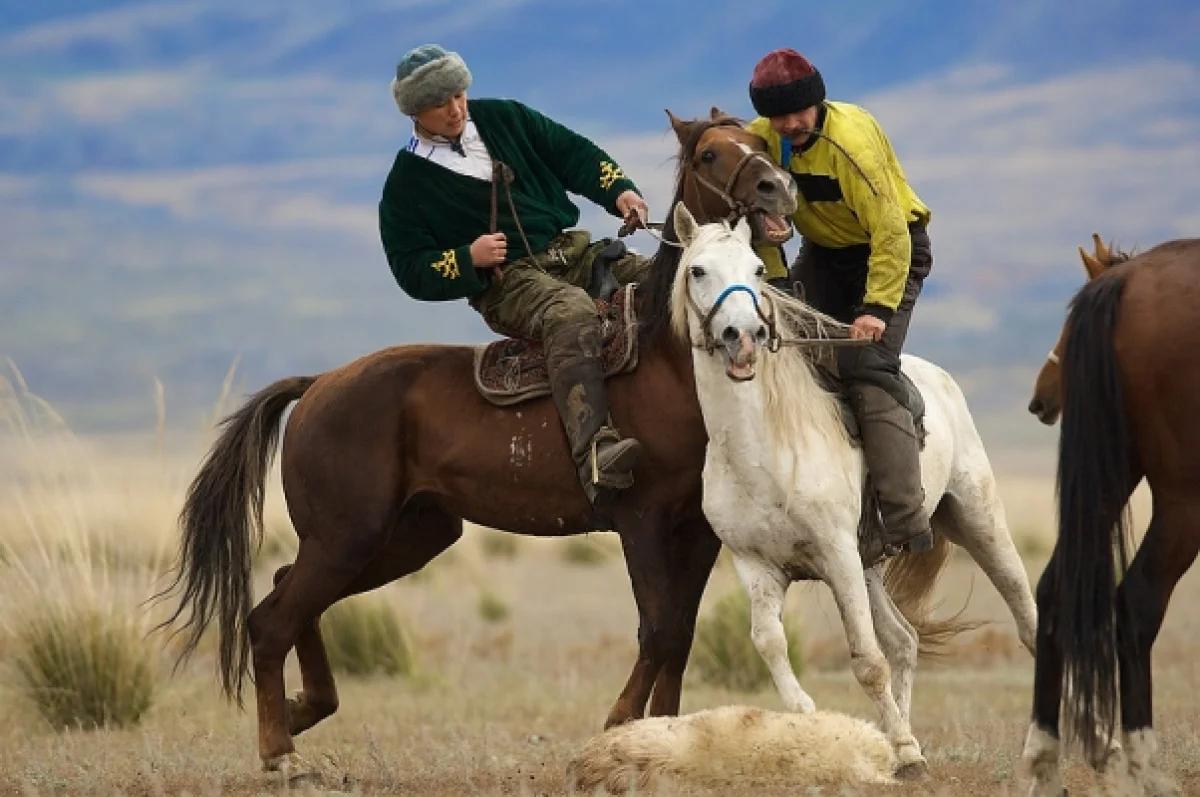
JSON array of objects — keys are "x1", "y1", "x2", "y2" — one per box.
[{"x1": 405, "y1": 119, "x2": 494, "y2": 181}]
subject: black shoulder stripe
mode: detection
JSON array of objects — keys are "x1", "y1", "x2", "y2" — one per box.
[{"x1": 792, "y1": 172, "x2": 843, "y2": 203}]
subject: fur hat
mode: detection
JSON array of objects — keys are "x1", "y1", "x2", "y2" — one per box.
[
  {"x1": 391, "y1": 44, "x2": 472, "y2": 115},
  {"x1": 748, "y1": 48, "x2": 826, "y2": 118}
]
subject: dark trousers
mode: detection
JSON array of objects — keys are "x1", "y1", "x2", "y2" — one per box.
[{"x1": 790, "y1": 226, "x2": 933, "y2": 393}]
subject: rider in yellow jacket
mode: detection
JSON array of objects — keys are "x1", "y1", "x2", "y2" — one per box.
[{"x1": 748, "y1": 47, "x2": 934, "y2": 557}]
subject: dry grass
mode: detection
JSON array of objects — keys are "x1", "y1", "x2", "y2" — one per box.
[
  {"x1": 2, "y1": 370, "x2": 1198, "y2": 795},
  {"x1": 690, "y1": 586, "x2": 804, "y2": 691},
  {"x1": 321, "y1": 595, "x2": 417, "y2": 678}
]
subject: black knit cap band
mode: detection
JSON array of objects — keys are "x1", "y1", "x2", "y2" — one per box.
[{"x1": 749, "y1": 71, "x2": 826, "y2": 118}]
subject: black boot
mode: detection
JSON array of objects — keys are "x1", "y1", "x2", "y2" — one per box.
[
  {"x1": 850, "y1": 382, "x2": 934, "y2": 555},
  {"x1": 545, "y1": 320, "x2": 642, "y2": 508}
]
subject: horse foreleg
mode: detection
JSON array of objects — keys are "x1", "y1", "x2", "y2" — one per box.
[
  {"x1": 731, "y1": 554, "x2": 815, "y2": 714},
  {"x1": 864, "y1": 567, "x2": 918, "y2": 724},
  {"x1": 1112, "y1": 502, "x2": 1197, "y2": 797},
  {"x1": 606, "y1": 513, "x2": 673, "y2": 728},
  {"x1": 936, "y1": 478, "x2": 1038, "y2": 655},
  {"x1": 823, "y1": 543, "x2": 927, "y2": 780},
  {"x1": 647, "y1": 520, "x2": 722, "y2": 717},
  {"x1": 1021, "y1": 548, "x2": 1066, "y2": 797}
]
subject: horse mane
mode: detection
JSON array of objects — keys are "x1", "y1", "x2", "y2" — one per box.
[
  {"x1": 638, "y1": 115, "x2": 747, "y2": 342},
  {"x1": 666, "y1": 221, "x2": 853, "y2": 471}
]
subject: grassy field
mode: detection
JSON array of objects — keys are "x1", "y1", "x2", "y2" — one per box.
[{"x1": 0, "y1": 379, "x2": 1194, "y2": 796}]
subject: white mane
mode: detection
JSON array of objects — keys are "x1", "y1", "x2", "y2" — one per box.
[{"x1": 668, "y1": 223, "x2": 853, "y2": 470}]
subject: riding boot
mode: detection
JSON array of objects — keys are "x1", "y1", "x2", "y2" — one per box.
[
  {"x1": 545, "y1": 320, "x2": 642, "y2": 509},
  {"x1": 849, "y1": 382, "x2": 934, "y2": 556}
]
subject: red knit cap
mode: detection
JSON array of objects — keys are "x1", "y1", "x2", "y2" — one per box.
[{"x1": 748, "y1": 48, "x2": 826, "y2": 118}]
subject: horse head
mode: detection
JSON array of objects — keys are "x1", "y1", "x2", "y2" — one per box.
[
  {"x1": 664, "y1": 106, "x2": 796, "y2": 247},
  {"x1": 1028, "y1": 233, "x2": 1131, "y2": 425},
  {"x1": 669, "y1": 201, "x2": 771, "y2": 381}
]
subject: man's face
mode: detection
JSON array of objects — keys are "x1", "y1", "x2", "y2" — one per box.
[
  {"x1": 768, "y1": 106, "x2": 820, "y2": 148},
  {"x1": 415, "y1": 91, "x2": 468, "y2": 138}
]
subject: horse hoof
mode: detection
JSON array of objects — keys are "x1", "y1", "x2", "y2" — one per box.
[
  {"x1": 895, "y1": 760, "x2": 930, "y2": 781},
  {"x1": 263, "y1": 751, "x2": 319, "y2": 784}
]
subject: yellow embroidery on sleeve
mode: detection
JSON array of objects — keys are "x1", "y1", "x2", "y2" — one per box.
[
  {"x1": 430, "y1": 250, "x2": 460, "y2": 279},
  {"x1": 599, "y1": 161, "x2": 625, "y2": 190}
]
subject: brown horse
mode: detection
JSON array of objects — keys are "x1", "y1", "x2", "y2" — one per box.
[
  {"x1": 1027, "y1": 233, "x2": 1132, "y2": 425},
  {"x1": 154, "y1": 110, "x2": 805, "y2": 772},
  {"x1": 1021, "y1": 237, "x2": 1200, "y2": 796}
]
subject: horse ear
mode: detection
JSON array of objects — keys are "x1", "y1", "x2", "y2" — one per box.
[
  {"x1": 1092, "y1": 232, "x2": 1112, "y2": 265},
  {"x1": 673, "y1": 201, "x2": 699, "y2": 245},
  {"x1": 733, "y1": 215, "x2": 753, "y2": 246},
  {"x1": 710, "y1": 105, "x2": 727, "y2": 121},
  {"x1": 665, "y1": 109, "x2": 693, "y2": 144},
  {"x1": 1078, "y1": 234, "x2": 1106, "y2": 279}
]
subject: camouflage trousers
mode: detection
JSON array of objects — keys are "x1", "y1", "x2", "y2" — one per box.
[{"x1": 468, "y1": 230, "x2": 650, "y2": 342}]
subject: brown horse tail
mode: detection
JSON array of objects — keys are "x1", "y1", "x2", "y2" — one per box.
[
  {"x1": 882, "y1": 532, "x2": 984, "y2": 659},
  {"x1": 153, "y1": 375, "x2": 317, "y2": 707},
  {"x1": 1053, "y1": 271, "x2": 1136, "y2": 764}
]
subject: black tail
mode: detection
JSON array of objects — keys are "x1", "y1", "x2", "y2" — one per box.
[
  {"x1": 1053, "y1": 272, "x2": 1137, "y2": 762},
  {"x1": 153, "y1": 375, "x2": 317, "y2": 706}
]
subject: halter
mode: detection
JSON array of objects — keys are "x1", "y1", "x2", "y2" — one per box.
[{"x1": 685, "y1": 272, "x2": 781, "y2": 355}]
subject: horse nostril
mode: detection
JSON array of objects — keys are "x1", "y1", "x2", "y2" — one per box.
[
  {"x1": 721, "y1": 326, "x2": 740, "y2": 344},
  {"x1": 1028, "y1": 398, "x2": 1042, "y2": 415},
  {"x1": 756, "y1": 180, "x2": 776, "y2": 195},
  {"x1": 755, "y1": 326, "x2": 768, "y2": 341}
]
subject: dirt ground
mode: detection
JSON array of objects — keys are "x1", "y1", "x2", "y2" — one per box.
[{"x1": 1, "y1": 469, "x2": 1197, "y2": 797}]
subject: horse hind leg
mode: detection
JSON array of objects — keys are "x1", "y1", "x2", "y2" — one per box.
[
  {"x1": 934, "y1": 473, "x2": 1037, "y2": 654},
  {"x1": 247, "y1": 535, "x2": 373, "y2": 772},
  {"x1": 280, "y1": 500, "x2": 463, "y2": 738},
  {"x1": 864, "y1": 567, "x2": 918, "y2": 724},
  {"x1": 731, "y1": 554, "x2": 815, "y2": 714},
  {"x1": 1021, "y1": 547, "x2": 1066, "y2": 797},
  {"x1": 1110, "y1": 501, "x2": 1198, "y2": 797}
]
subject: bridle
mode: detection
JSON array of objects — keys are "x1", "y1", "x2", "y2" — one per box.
[
  {"x1": 688, "y1": 147, "x2": 783, "y2": 226},
  {"x1": 685, "y1": 277, "x2": 781, "y2": 355}
]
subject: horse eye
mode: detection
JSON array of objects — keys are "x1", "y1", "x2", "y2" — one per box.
[
  {"x1": 690, "y1": 266, "x2": 706, "y2": 279},
  {"x1": 699, "y1": 150, "x2": 716, "y2": 163}
]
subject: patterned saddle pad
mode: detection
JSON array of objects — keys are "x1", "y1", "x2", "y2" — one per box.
[{"x1": 473, "y1": 284, "x2": 640, "y2": 406}]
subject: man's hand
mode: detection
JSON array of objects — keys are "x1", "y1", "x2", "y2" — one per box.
[
  {"x1": 471, "y1": 232, "x2": 507, "y2": 265},
  {"x1": 616, "y1": 190, "x2": 649, "y2": 229},
  {"x1": 470, "y1": 232, "x2": 506, "y2": 279},
  {"x1": 850, "y1": 314, "x2": 886, "y2": 342}
]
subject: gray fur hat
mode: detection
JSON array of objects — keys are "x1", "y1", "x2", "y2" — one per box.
[{"x1": 391, "y1": 44, "x2": 472, "y2": 115}]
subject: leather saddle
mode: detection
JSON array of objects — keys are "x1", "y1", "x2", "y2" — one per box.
[{"x1": 473, "y1": 240, "x2": 637, "y2": 406}]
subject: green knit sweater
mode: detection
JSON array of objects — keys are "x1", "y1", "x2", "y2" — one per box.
[{"x1": 378, "y1": 98, "x2": 640, "y2": 302}]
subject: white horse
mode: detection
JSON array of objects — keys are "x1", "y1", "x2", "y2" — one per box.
[{"x1": 668, "y1": 202, "x2": 1038, "y2": 779}]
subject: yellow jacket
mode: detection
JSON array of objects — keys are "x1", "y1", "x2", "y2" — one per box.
[{"x1": 748, "y1": 102, "x2": 930, "y2": 313}]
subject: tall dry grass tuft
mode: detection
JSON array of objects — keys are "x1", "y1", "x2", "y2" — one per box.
[
  {"x1": 321, "y1": 594, "x2": 417, "y2": 677},
  {"x1": 0, "y1": 363, "x2": 176, "y2": 729},
  {"x1": 11, "y1": 607, "x2": 155, "y2": 730},
  {"x1": 690, "y1": 587, "x2": 804, "y2": 691}
]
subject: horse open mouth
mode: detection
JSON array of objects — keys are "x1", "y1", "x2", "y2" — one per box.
[
  {"x1": 751, "y1": 210, "x2": 793, "y2": 245},
  {"x1": 725, "y1": 334, "x2": 758, "y2": 381},
  {"x1": 726, "y1": 360, "x2": 756, "y2": 381}
]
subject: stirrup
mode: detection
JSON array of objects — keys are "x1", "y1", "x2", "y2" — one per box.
[{"x1": 589, "y1": 428, "x2": 639, "y2": 489}]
